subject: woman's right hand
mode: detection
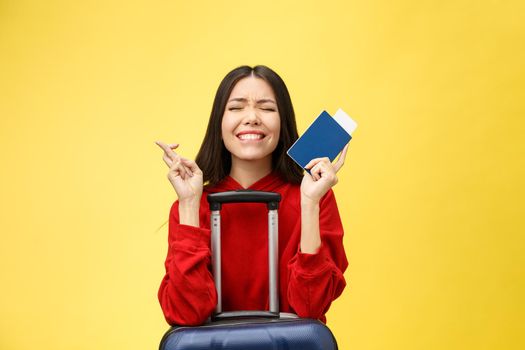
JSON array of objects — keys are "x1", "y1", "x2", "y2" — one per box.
[{"x1": 155, "y1": 141, "x2": 203, "y2": 205}]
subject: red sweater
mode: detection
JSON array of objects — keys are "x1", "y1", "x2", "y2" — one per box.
[{"x1": 158, "y1": 171, "x2": 348, "y2": 326}]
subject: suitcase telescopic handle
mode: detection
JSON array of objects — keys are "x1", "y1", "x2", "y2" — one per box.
[{"x1": 207, "y1": 190, "x2": 281, "y2": 321}]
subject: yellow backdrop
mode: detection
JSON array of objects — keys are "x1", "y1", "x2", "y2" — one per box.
[{"x1": 1, "y1": 1, "x2": 524, "y2": 349}]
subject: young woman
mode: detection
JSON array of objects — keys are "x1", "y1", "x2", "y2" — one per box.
[{"x1": 156, "y1": 65, "x2": 349, "y2": 326}]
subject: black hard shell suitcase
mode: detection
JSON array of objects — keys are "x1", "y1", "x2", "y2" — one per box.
[{"x1": 159, "y1": 190, "x2": 338, "y2": 350}]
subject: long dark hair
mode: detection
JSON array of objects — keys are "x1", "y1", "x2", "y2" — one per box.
[{"x1": 195, "y1": 65, "x2": 303, "y2": 187}]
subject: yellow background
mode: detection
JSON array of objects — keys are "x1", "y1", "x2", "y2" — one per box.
[{"x1": 1, "y1": 1, "x2": 524, "y2": 349}]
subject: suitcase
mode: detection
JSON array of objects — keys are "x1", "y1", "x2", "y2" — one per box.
[{"x1": 159, "y1": 190, "x2": 339, "y2": 350}]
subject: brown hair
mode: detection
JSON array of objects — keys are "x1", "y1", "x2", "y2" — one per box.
[{"x1": 195, "y1": 65, "x2": 303, "y2": 187}]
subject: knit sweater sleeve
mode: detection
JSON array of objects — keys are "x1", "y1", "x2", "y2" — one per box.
[
  {"x1": 287, "y1": 189, "x2": 349, "y2": 322},
  {"x1": 157, "y1": 200, "x2": 217, "y2": 326}
]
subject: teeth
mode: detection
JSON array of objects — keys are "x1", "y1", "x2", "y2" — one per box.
[{"x1": 238, "y1": 134, "x2": 263, "y2": 140}]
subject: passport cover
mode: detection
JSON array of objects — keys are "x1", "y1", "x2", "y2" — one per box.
[{"x1": 287, "y1": 109, "x2": 357, "y2": 169}]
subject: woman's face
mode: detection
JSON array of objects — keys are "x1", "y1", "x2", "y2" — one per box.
[{"x1": 221, "y1": 76, "x2": 280, "y2": 164}]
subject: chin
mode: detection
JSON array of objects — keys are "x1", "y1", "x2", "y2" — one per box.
[{"x1": 232, "y1": 151, "x2": 273, "y2": 162}]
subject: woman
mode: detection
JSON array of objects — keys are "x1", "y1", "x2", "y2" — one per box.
[{"x1": 156, "y1": 65, "x2": 349, "y2": 326}]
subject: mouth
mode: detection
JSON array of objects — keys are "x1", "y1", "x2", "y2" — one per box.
[{"x1": 236, "y1": 131, "x2": 266, "y2": 141}]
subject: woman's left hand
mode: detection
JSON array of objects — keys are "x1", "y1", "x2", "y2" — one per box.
[{"x1": 300, "y1": 144, "x2": 349, "y2": 204}]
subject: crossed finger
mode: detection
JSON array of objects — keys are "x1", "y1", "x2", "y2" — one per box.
[
  {"x1": 156, "y1": 140, "x2": 191, "y2": 178},
  {"x1": 156, "y1": 141, "x2": 180, "y2": 164}
]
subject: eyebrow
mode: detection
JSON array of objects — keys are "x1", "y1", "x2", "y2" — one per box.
[{"x1": 227, "y1": 97, "x2": 276, "y2": 105}]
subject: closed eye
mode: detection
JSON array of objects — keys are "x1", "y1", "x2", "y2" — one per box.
[{"x1": 228, "y1": 107, "x2": 275, "y2": 111}]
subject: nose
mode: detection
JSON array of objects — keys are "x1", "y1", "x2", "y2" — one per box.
[{"x1": 243, "y1": 108, "x2": 261, "y2": 125}]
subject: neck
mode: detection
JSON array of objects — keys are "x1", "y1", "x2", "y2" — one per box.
[{"x1": 229, "y1": 156, "x2": 273, "y2": 189}]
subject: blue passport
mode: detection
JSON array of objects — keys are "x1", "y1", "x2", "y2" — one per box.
[{"x1": 287, "y1": 108, "x2": 357, "y2": 169}]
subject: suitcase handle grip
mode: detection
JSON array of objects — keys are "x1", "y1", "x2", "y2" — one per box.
[
  {"x1": 213, "y1": 311, "x2": 279, "y2": 321},
  {"x1": 208, "y1": 190, "x2": 281, "y2": 210}
]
